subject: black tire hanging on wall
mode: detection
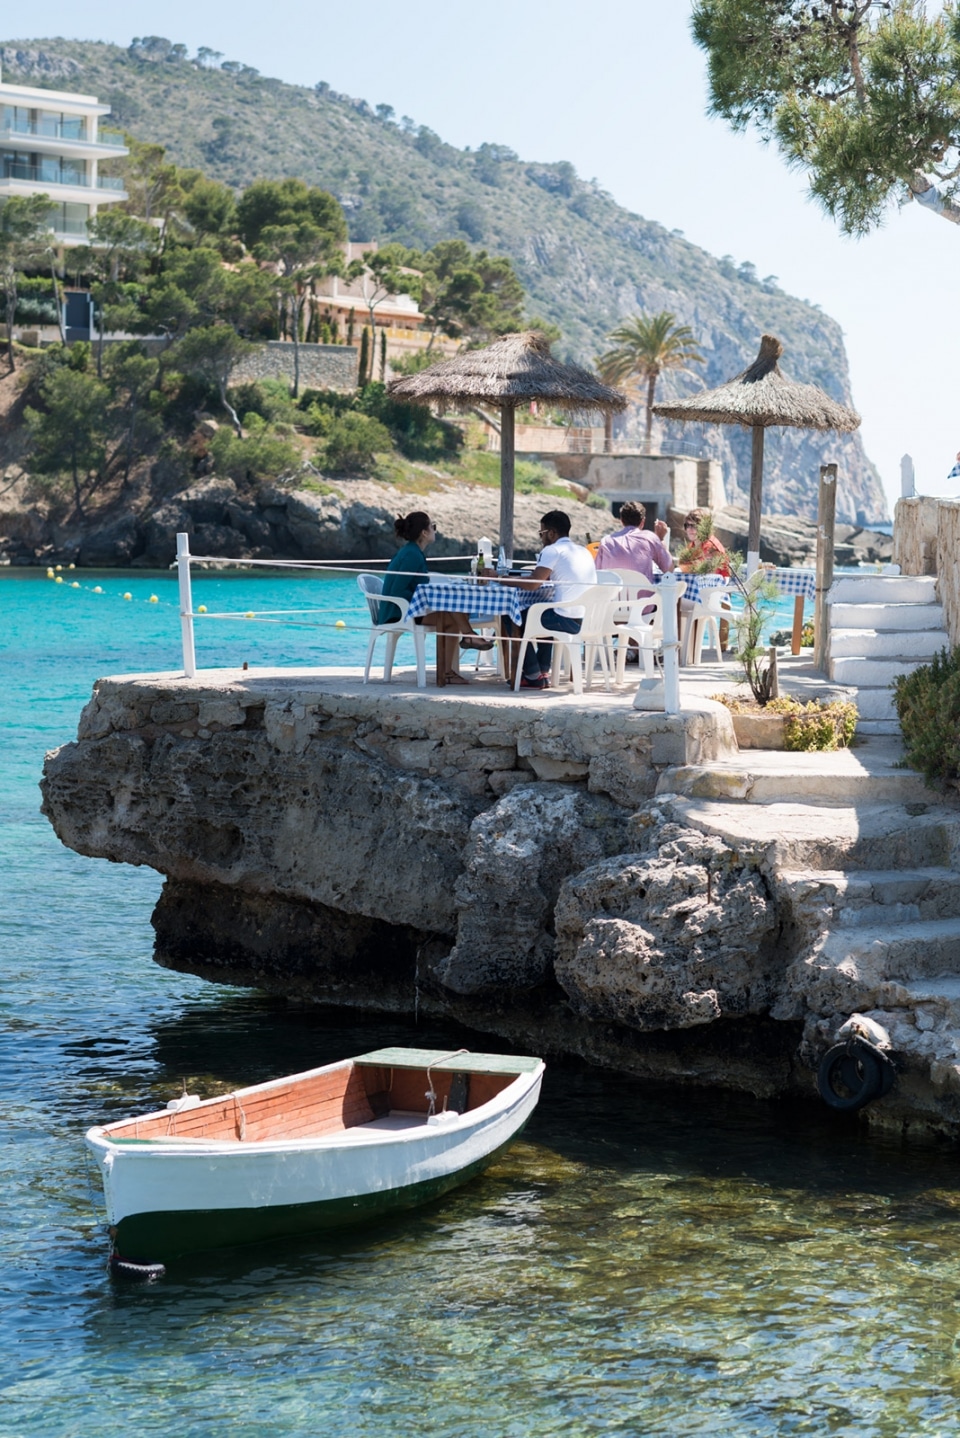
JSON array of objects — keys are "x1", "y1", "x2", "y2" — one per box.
[{"x1": 817, "y1": 1039, "x2": 887, "y2": 1112}]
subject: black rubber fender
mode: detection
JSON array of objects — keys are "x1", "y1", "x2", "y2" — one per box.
[
  {"x1": 110, "y1": 1255, "x2": 166, "y2": 1282},
  {"x1": 817, "y1": 1037, "x2": 892, "y2": 1112}
]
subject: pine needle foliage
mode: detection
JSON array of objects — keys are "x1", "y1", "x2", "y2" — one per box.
[{"x1": 691, "y1": 0, "x2": 960, "y2": 236}]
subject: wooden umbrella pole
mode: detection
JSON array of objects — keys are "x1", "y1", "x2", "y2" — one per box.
[
  {"x1": 814, "y1": 462, "x2": 837, "y2": 674},
  {"x1": 747, "y1": 425, "x2": 764, "y2": 574},
  {"x1": 500, "y1": 403, "x2": 515, "y2": 564}
]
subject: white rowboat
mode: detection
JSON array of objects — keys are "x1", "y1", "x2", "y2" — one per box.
[{"x1": 85, "y1": 1046, "x2": 544, "y2": 1263}]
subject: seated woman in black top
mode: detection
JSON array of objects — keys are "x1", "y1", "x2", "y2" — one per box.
[{"x1": 382, "y1": 511, "x2": 492, "y2": 686}]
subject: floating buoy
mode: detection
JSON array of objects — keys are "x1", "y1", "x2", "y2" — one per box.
[
  {"x1": 92, "y1": 585, "x2": 103, "y2": 594},
  {"x1": 335, "y1": 619, "x2": 346, "y2": 628},
  {"x1": 68, "y1": 563, "x2": 75, "y2": 570},
  {"x1": 197, "y1": 604, "x2": 207, "y2": 614},
  {"x1": 55, "y1": 576, "x2": 63, "y2": 584},
  {"x1": 70, "y1": 581, "x2": 80, "y2": 589},
  {"x1": 122, "y1": 592, "x2": 132, "y2": 601},
  {"x1": 148, "y1": 594, "x2": 158, "y2": 604},
  {"x1": 46, "y1": 568, "x2": 54, "y2": 578},
  {"x1": 55, "y1": 564, "x2": 62, "y2": 572},
  {"x1": 244, "y1": 611, "x2": 255, "y2": 619}
]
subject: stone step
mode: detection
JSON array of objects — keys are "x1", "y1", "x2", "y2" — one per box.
[
  {"x1": 657, "y1": 753, "x2": 932, "y2": 807},
  {"x1": 829, "y1": 601, "x2": 946, "y2": 631},
  {"x1": 779, "y1": 866, "x2": 960, "y2": 925},
  {"x1": 851, "y1": 687, "x2": 897, "y2": 720},
  {"x1": 660, "y1": 798, "x2": 960, "y2": 873},
  {"x1": 829, "y1": 575, "x2": 939, "y2": 605},
  {"x1": 830, "y1": 628, "x2": 949, "y2": 659},
  {"x1": 819, "y1": 916, "x2": 960, "y2": 981},
  {"x1": 829, "y1": 655, "x2": 929, "y2": 686},
  {"x1": 856, "y1": 719, "x2": 902, "y2": 737}
]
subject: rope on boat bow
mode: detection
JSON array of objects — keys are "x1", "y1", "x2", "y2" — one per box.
[{"x1": 425, "y1": 1049, "x2": 470, "y2": 1116}]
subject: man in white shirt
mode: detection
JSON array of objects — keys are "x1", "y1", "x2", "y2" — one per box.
[{"x1": 502, "y1": 510, "x2": 597, "y2": 689}]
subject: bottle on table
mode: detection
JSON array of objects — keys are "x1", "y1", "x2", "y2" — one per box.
[{"x1": 496, "y1": 546, "x2": 508, "y2": 577}]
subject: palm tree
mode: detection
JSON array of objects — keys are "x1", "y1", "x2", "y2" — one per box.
[
  {"x1": 594, "y1": 350, "x2": 629, "y2": 453},
  {"x1": 597, "y1": 312, "x2": 705, "y2": 453}
]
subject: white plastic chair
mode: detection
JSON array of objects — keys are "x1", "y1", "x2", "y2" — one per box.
[
  {"x1": 357, "y1": 574, "x2": 427, "y2": 688},
  {"x1": 683, "y1": 580, "x2": 729, "y2": 665},
  {"x1": 615, "y1": 593, "x2": 665, "y2": 683},
  {"x1": 514, "y1": 587, "x2": 615, "y2": 694}
]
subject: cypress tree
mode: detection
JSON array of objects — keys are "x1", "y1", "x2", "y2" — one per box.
[
  {"x1": 379, "y1": 329, "x2": 387, "y2": 381},
  {"x1": 358, "y1": 325, "x2": 370, "y2": 386}
]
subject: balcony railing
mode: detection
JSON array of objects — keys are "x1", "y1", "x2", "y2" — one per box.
[
  {"x1": 0, "y1": 124, "x2": 129, "y2": 152},
  {"x1": 2, "y1": 119, "x2": 86, "y2": 141},
  {"x1": 0, "y1": 163, "x2": 126, "y2": 194}
]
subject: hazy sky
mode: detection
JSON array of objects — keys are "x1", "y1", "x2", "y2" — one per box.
[{"x1": 13, "y1": 0, "x2": 960, "y2": 514}]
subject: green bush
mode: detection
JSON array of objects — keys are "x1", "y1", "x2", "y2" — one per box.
[
  {"x1": 714, "y1": 694, "x2": 858, "y2": 751},
  {"x1": 228, "y1": 378, "x2": 300, "y2": 425},
  {"x1": 356, "y1": 382, "x2": 462, "y2": 463},
  {"x1": 321, "y1": 411, "x2": 391, "y2": 473},
  {"x1": 209, "y1": 414, "x2": 300, "y2": 483},
  {"x1": 894, "y1": 646, "x2": 960, "y2": 785}
]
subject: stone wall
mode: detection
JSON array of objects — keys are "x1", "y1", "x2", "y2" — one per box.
[
  {"x1": 230, "y1": 341, "x2": 358, "y2": 391},
  {"x1": 893, "y1": 496, "x2": 941, "y2": 578},
  {"x1": 894, "y1": 495, "x2": 960, "y2": 645}
]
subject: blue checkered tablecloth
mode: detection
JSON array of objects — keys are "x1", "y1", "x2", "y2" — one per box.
[
  {"x1": 769, "y1": 567, "x2": 816, "y2": 601},
  {"x1": 407, "y1": 580, "x2": 550, "y2": 627},
  {"x1": 651, "y1": 572, "x2": 725, "y2": 606}
]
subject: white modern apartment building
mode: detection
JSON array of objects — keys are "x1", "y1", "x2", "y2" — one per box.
[{"x1": 0, "y1": 77, "x2": 128, "y2": 242}]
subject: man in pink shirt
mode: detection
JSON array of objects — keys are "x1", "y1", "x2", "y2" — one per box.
[{"x1": 596, "y1": 502, "x2": 673, "y2": 586}]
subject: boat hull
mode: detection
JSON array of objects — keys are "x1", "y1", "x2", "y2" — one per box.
[
  {"x1": 87, "y1": 1062, "x2": 543, "y2": 1263},
  {"x1": 111, "y1": 1135, "x2": 521, "y2": 1261}
]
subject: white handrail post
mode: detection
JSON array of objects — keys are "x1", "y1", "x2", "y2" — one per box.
[
  {"x1": 176, "y1": 532, "x2": 197, "y2": 678},
  {"x1": 660, "y1": 572, "x2": 683, "y2": 715},
  {"x1": 632, "y1": 572, "x2": 685, "y2": 714}
]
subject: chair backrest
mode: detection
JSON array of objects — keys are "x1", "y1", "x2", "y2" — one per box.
[
  {"x1": 596, "y1": 571, "x2": 623, "y2": 588},
  {"x1": 358, "y1": 573, "x2": 385, "y2": 624},
  {"x1": 689, "y1": 577, "x2": 730, "y2": 615},
  {"x1": 579, "y1": 585, "x2": 623, "y2": 635},
  {"x1": 616, "y1": 568, "x2": 658, "y2": 602}
]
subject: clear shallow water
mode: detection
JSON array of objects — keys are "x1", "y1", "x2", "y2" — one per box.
[{"x1": 5, "y1": 568, "x2": 960, "y2": 1438}]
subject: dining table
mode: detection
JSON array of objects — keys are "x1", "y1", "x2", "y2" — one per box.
[{"x1": 406, "y1": 577, "x2": 551, "y2": 686}]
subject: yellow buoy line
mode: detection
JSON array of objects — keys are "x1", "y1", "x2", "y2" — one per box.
[{"x1": 44, "y1": 552, "x2": 479, "y2": 635}]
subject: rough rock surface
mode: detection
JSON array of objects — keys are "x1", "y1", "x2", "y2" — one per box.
[
  {"x1": 0, "y1": 471, "x2": 617, "y2": 568},
  {"x1": 554, "y1": 827, "x2": 781, "y2": 1031},
  {"x1": 439, "y1": 785, "x2": 643, "y2": 995}
]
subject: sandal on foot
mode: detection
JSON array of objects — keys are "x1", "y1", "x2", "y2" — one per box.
[
  {"x1": 444, "y1": 671, "x2": 470, "y2": 685},
  {"x1": 460, "y1": 636, "x2": 495, "y2": 651}
]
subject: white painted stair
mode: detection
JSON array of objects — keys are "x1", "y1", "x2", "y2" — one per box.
[{"x1": 826, "y1": 574, "x2": 948, "y2": 736}]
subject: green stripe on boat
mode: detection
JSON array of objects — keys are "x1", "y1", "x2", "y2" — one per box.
[{"x1": 113, "y1": 1139, "x2": 521, "y2": 1263}]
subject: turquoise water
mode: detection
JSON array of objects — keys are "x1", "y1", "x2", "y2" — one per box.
[{"x1": 6, "y1": 568, "x2": 960, "y2": 1437}]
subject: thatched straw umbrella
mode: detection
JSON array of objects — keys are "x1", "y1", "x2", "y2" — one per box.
[
  {"x1": 652, "y1": 334, "x2": 860, "y2": 566},
  {"x1": 387, "y1": 331, "x2": 626, "y2": 561}
]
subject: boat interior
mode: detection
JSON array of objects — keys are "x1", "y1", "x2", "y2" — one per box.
[{"x1": 101, "y1": 1060, "x2": 519, "y2": 1144}]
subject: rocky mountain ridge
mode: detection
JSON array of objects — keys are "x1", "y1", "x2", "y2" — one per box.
[{"x1": 2, "y1": 37, "x2": 888, "y2": 525}]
